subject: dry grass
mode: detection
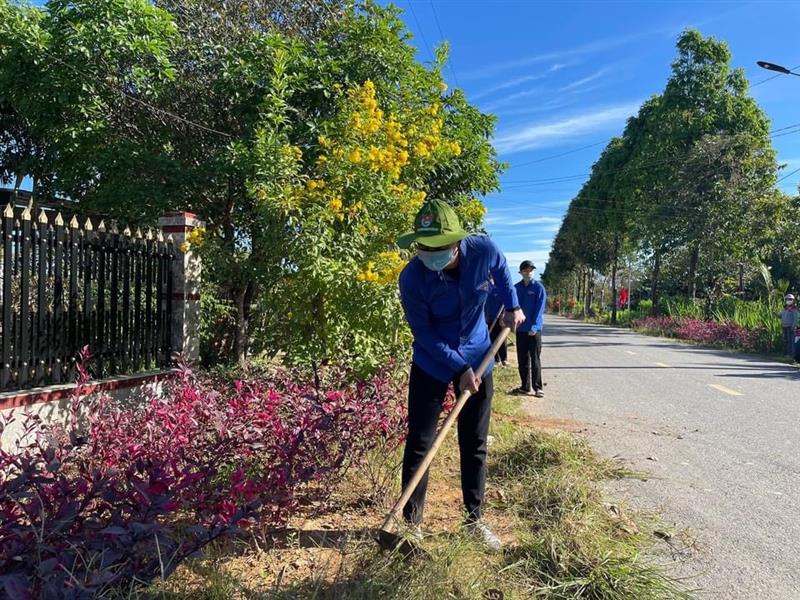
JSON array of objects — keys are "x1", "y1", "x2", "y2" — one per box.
[{"x1": 131, "y1": 366, "x2": 693, "y2": 600}]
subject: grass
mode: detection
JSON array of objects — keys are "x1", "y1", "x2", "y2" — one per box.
[{"x1": 134, "y1": 366, "x2": 692, "y2": 600}]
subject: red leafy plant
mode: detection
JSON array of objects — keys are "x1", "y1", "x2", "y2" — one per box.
[
  {"x1": 633, "y1": 316, "x2": 767, "y2": 353},
  {"x1": 0, "y1": 349, "x2": 407, "y2": 599}
]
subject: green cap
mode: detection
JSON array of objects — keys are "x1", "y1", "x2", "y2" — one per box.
[{"x1": 397, "y1": 199, "x2": 469, "y2": 249}]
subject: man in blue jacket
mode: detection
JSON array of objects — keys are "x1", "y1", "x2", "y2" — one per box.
[
  {"x1": 513, "y1": 260, "x2": 547, "y2": 397},
  {"x1": 397, "y1": 200, "x2": 524, "y2": 552},
  {"x1": 484, "y1": 276, "x2": 508, "y2": 366}
]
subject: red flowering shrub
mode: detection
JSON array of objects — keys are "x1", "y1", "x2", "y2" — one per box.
[
  {"x1": 0, "y1": 351, "x2": 406, "y2": 599},
  {"x1": 632, "y1": 316, "x2": 683, "y2": 337},
  {"x1": 633, "y1": 316, "x2": 769, "y2": 353}
]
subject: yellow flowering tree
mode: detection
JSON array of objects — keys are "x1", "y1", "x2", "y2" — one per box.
[{"x1": 221, "y1": 4, "x2": 506, "y2": 374}]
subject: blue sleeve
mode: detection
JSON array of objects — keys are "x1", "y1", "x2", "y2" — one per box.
[
  {"x1": 533, "y1": 283, "x2": 547, "y2": 331},
  {"x1": 399, "y1": 269, "x2": 469, "y2": 373},
  {"x1": 486, "y1": 238, "x2": 519, "y2": 310}
]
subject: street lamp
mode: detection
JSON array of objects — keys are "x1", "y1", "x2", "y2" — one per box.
[{"x1": 757, "y1": 60, "x2": 800, "y2": 77}]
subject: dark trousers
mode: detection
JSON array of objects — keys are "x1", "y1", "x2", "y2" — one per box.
[
  {"x1": 783, "y1": 327, "x2": 795, "y2": 356},
  {"x1": 489, "y1": 320, "x2": 508, "y2": 363},
  {"x1": 401, "y1": 364, "x2": 494, "y2": 525},
  {"x1": 516, "y1": 331, "x2": 542, "y2": 392}
]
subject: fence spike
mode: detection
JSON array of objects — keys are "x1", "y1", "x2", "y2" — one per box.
[
  {"x1": 135, "y1": 228, "x2": 143, "y2": 239},
  {"x1": 156, "y1": 230, "x2": 164, "y2": 242},
  {"x1": 38, "y1": 209, "x2": 48, "y2": 224},
  {"x1": 110, "y1": 222, "x2": 119, "y2": 234},
  {"x1": 21, "y1": 206, "x2": 31, "y2": 221},
  {"x1": 3, "y1": 204, "x2": 12, "y2": 218},
  {"x1": 123, "y1": 226, "x2": 132, "y2": 237},
  {"x1": 166, "y1": 234, "x2": 175, "y2": 244},
  {"x1": 14, "y1": 219, "x2": 20, "y2": 227},
  {"x1": 98, "y1": 220, "x2": 107, "y2": 232},
  {"x1": 70, "y1": 215, "x2": 79, "y2": 229},
  {"x1": 84, "y1": 217, "x2": 93, "y2": 231},
  {"x1": 54, "y1": 212, "x2": 64, "y2": 226},
  {"x1": 145, "y1": 228, "x2": 153, "y2": 241}
]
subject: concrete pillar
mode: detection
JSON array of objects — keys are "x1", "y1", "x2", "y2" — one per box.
[{"x1": 158, "y1": 212, "x2": 203, "y2": 364}]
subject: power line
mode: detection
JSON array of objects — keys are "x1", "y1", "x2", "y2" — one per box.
[
  {"x1": 406, "y1": 1, "x2": 435, "y2": 64},
  {"x1": 428, "y1": 0, "x2": 461, "y2": 89},
  {"x1": 777, "y1": 166, "x2": 800, "y2": 183},
  {"x1": 506, "y1": 141, "x2": 608, "y2": 170},
  {"x1": 14, "y1": 36, "x2": 233, "y2": 138},
  {"x1": 501, "y1": 121, "x2": 800, "y2": 188},
  {"x1": 750, "y1": 63, "x2": 800, "y2": 88}
]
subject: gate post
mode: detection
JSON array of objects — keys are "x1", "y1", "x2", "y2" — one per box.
[{"x1": 159, "y1": 212, "x2": 203, "y2": 364}]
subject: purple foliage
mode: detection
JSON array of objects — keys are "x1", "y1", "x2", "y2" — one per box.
[
  {"x1": 0, "y1": 350, "x2": 407, "y2": 599},
  {"x1": 633, "y1": 316, "x2": 767, "y2": 353}
]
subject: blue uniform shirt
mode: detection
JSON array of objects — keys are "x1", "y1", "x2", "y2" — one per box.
[
  {"x1": 484, "y1": 282, "x2": 504, "y2": 324},
  {"x1": 515, "y1": 279, "x2": 547, "y2": 334},
  {"x1": 399, "y1": 236, "x2": 519, "y2": 383}
]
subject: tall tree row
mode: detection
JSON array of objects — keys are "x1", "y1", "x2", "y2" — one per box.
[{"x1": 543, "y1": 30, "x2": 798, "y2": 317}]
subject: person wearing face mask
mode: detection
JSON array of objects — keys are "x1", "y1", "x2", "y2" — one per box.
[
  {"x1": 397, "y1": 199, "x2": 524, "y2": 552},
  {"x1": 780, "y1": 294, "x2": 799, "y2": 357},
  {"x1": 512, "y1": 260, "x2": 547, "y2": 398}
]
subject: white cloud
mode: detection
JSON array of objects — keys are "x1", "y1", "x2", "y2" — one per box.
[
  {"x1": 494, "y1": 102, "x2": 640, "y2": 155},
  {"x1": 501, "y1": 249, "x2": 552, "y2": 274},
  {"x1": 472, "y1": 73, "x2": 548, "y2": 101},
  {"x1": 486, "y1": 216, "x2": 562, "y2": 226},
  {"x1": 461, "y1": 28, "x2": 670, "y2": 80},
  {"x1": 558, "y1": 68, "x2": 611, "y2": 92}
]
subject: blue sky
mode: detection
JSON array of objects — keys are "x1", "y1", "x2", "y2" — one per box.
[{"x1": 395, "y1": 0, "x2": 800, "y2": 274}]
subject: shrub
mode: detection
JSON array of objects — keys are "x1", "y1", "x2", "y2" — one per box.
[
  {"x1": 0, "y1": 352, "x2": 407, "y2": 598},
  {"x1": 632, "y1": 316, "x2": 770, "y2": 353}
]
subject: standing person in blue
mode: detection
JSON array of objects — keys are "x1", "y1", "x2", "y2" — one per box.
[
  {"x1": 484, "y1": 275, "x2": 508, "y2": 366},
  {"x1": 397, "y1": 199, "x2": 524, "y2": 552},
  {"x1": 513, "y1": 260, "x2": 547, "y2": 398}
]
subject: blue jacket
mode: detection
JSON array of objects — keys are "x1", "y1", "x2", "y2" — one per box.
[
  {"x1": 399, "y1": 236, "x2": 519, "y2": 383},
  {"x1": 484, "y1": 282, "x2": 504, "y2": 325},
  {"x1": 515, "y1": 279, "x2": 546, "y2": 333}
]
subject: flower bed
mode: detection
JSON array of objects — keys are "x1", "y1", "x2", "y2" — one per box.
[
  {"x1": 632, "y1": 316, "x2": 770, "y2": 354},
  {"x1": 0, "y1": 351, "x2": 406, "y2": 598}
]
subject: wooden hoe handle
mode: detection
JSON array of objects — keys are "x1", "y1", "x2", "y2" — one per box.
[{"x1": 380, "y1": 326, "x2": 512, "y2": 533}]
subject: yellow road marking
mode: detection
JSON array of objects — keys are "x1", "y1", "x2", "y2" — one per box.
[
  {"x1": 624, "y1": 350, "x2": 638, "y2": 355},
  {"x1": 655, "y1": 362, "x2": 671, "y2": 368},
  {"x1": 708, "y1": 383, "x2": 742, "y2": 396}
]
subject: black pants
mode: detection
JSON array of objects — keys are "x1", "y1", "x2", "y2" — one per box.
[
  {"x1": 401, "y1": 364, "x2": 494, "y2": 525},
  {"x1": 516, "y1": 331, "x2": 542, "y2": 392},
  {"x1": 489, "y1": 320, "x2": 508, "y2": 364}
]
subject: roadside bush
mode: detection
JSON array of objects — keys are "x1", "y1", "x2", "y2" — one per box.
[
  {"x1": 633, "y1": 316, "x2": 770, "y2": 353},
  {"x1": 0, "y1": 352, "x2": 406, "y2": 599}
]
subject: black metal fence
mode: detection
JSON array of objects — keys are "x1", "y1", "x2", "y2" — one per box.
[{"x1": 0, "y1": 204, "x2": 176, "y2": 392}]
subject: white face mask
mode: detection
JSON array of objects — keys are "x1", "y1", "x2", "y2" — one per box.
[{"x1": 521, "y1": 271, "x2": 533, "y2": 282}]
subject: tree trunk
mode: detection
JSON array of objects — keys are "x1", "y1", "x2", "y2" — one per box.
[
  {"x1": 234, "y1": 281, "x2": 255, "y2": 367},
  {"x1": 651, "y1": 248, "x2": 662, "y2": 316},
  {"x1": 688, "y1": 242, "x2": 700, "y2": 299},
  {"x1": 611, "y1": 233, "x2": 619, "y2": 324}
]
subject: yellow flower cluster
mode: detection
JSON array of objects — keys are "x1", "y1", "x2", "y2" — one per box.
[
  {"x1": 306, "y1": 179, "x2": 325, "y2": 191},
  {"x1": 457, "y1": 198, "x2": 487, "y2": 227},
  {"x1": 281, "y1": 144, "x2": 303, "y2": 162},
  {"x1": 187, "y1": 226, "x2": 206, "y2": 247},
  {"x1": 349, "y1": 80, "x2": 384, "y2": 134},
  {"x1": 179, "y1": 226, "x2": 207, "y2": 254},
  {"x1": 356, "y1": 251, "x2": 406, "y2": 285},
  {"x1": 356, "y1": 261, "x2": 379, "y2": 283}
]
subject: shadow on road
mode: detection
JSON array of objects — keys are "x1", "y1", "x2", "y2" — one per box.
[{"x1": 545, "y1": 317, "x2": 800, "y2": 382}]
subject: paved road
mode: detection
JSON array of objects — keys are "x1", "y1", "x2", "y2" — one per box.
[{"x1": 527, "y1": 316, "x2": 800, "y2": 599}]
